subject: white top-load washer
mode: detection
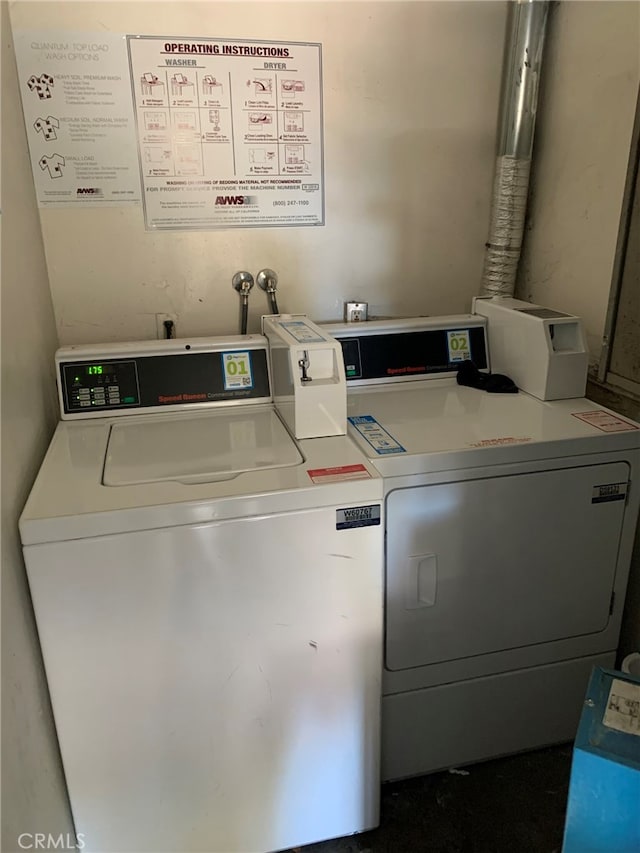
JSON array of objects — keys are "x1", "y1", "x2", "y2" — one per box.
[
  {"x1": 20, "y1": 324, "x2": 384, "y2": 853},
  {"x1": 324, "y1": 305, "x2": 640, "y2": 782}
]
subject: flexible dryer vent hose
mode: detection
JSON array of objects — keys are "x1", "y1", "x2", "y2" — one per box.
[{"x1": 482, "y1": 155, "x2": 531, "y2": 295}]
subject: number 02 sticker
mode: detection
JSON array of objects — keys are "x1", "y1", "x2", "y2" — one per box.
[
  {"x1": 222, "y1": 351, "x2": 253, "y2": 390},
  {"x1": 447, "y1": 329, "x2": 471, "y2": 363}
]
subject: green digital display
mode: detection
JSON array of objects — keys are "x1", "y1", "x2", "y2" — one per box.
[{"x1": 87, "y1": 365, "x2": 104, "y2": 375}]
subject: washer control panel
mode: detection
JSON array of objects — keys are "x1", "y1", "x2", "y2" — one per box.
[
  {"x1": 62, "y1": 361, "x2": 139, "y2": 412},
  {"x1": 57, "y1": 339, "x2": 272, "y2": 419}
]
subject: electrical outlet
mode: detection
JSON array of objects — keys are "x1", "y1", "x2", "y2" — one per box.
[
  {"x1": 344, "y1": 301, "x2": 368, "y2": 323},
  {"x1": 156, "y1": 313, "x2": 177, "y2": 339}
]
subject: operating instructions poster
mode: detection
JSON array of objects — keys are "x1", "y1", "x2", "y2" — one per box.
[
  {"x1": 13, "y1": 31, "x2": 142, "y2": 207},
  {"x1": 127, "y1": 35, "x2": 324, "y2": 230}
]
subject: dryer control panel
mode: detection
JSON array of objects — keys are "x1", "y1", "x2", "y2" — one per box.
[
  {"x1": 323, "y1": 316, "x2": 488, "y2": 385},
  {"x1": 56, "y1": 335, "x2": 272, "y2": 419}
]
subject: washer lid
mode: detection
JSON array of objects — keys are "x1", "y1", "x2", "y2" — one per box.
[{"x1": 103, "y1": 408, "x2": 303, "y2": 485}]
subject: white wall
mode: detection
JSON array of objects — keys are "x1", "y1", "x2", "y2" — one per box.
[
  {"x1": 1, "y1": 3, "x2": 74, "y2": 848},
  {"x1": 10, "y1": 0, "x2": 508, "y2": 344},
  {"x1": 518, "y1": 0, "x2": 640, "y2": 361}
]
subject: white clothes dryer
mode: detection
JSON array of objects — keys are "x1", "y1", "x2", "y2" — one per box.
[
  {"x1": 325, "y1": 316, "x2": 640, "y2": 782},
  {"x1": 20, "y1": 333, "x2": 384, "y2": 853}
]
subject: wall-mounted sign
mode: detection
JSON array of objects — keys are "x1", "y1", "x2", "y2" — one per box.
[
  {"x1": 127, "y1": 35, "x2": 324, "y2": 230},
  {"x1": 13, "y1": 30, "x2": 142, "y2": 207}
]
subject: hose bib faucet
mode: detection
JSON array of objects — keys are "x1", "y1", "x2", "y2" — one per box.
[
  {"x1": 232, "y1": 271, "x2": 254, "y2": 335},
  {"x1": 257, "y1": 269, "x2": 279, "y2": 315}
]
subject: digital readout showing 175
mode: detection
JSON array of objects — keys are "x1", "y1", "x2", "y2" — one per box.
[{"x1": 69, "y1": 366, "x2": 109, "y2": 382}]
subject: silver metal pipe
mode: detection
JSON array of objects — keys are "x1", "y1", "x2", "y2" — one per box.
[
  {"x1": 499, "y1": 0, "x2": 549, "y2": 159},
  {"x1": 481, "y1": 0, "x2": 550, "y2": 297}
]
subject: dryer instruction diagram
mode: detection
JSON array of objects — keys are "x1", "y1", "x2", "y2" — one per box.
[{"x1": 127, "y1": 36, "x2": 324, "y2": 230}]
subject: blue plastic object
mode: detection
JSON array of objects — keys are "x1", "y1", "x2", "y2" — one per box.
[{"x1": 562, "y1": 666, "x2": 640, "y2": 853}]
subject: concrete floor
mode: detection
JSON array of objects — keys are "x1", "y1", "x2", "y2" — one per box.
[{"x1": 293, "y1": 744, "x2": 573, "y2": 853}]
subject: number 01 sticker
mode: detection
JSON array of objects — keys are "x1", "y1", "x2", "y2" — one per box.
[
  {"x1": 447, "y1": 329, "x2": 471, "y2": 363},
  {"x1": 222, "y1": 351, "x2": 253, "y2": 390}
]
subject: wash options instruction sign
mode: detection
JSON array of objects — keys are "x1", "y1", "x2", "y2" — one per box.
[
  {"x1": 13, "y1": 32, "x2": 142, "y2": 206},
  {"x1": 127, "y1": 35, "x2": 324, "y2": 229}
]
